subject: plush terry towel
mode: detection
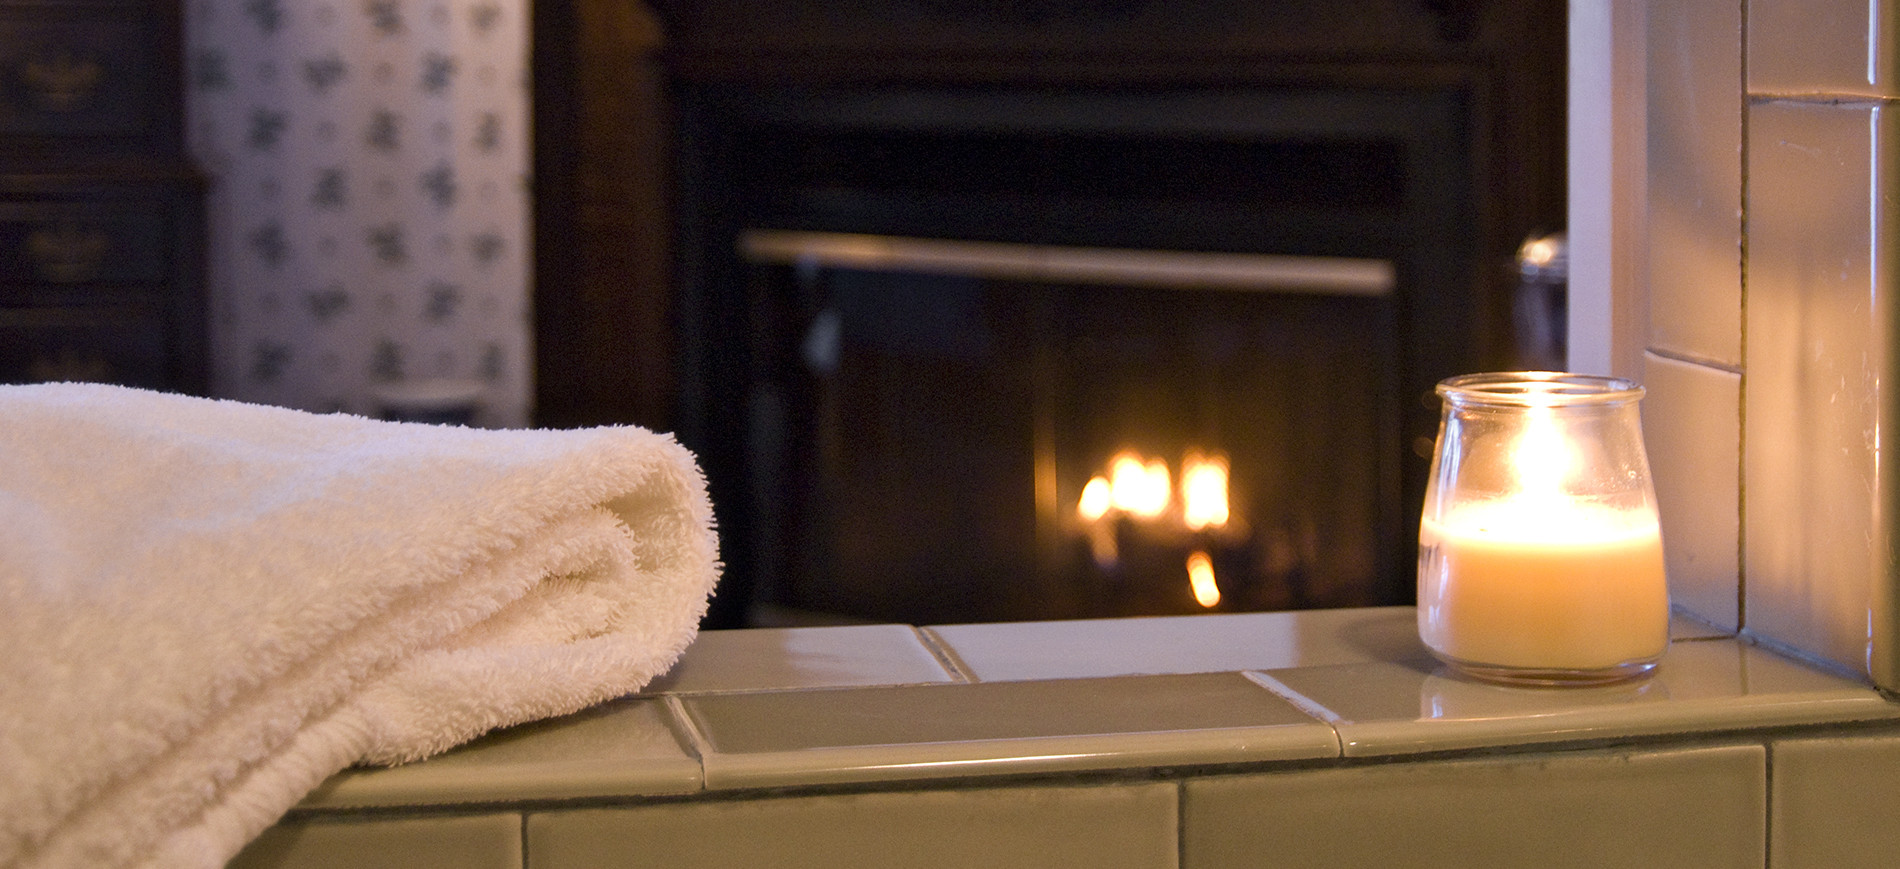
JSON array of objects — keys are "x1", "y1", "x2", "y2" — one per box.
[{"x1": 0, "y1": 383, "x2": 721, "y2": 869}]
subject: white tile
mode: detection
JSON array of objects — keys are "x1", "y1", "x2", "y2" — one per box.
[
  {"x1": 231, "y1": 814, "x2": 521, "y2": 869},
  {"x1": 1748, "y1": 0, "x2": 1899, "y2": 97},
  {"x1": 1252, "y1": 639, "x2": 1897, "y2": 758},
  {"x1": 641, "y1": 624, "x2": 958, "y2": 693},
  {"x1": 528, "y1": 783, "x2": 1178, "y2": 869},
  {"x1": 678, "y1": 673, "x2": 1336, "y2": 790},
  {"x1": 925, "y1": 606, "x2": 1429, "y2": 682},
  {"x1": 299, "y1": 697, "x2": 700, "y2": 808},
  {"x1": 1743, "y1": 100, "x2": 1893, "y2": 679},
  {"x1": 1646, "y1": 0, "x2": 1744, "y2": 365},
  {"x1": 1182, "y1": 744, "x2": 1764, "y2": 869},
  {"x1": 1642, "y1": 353, "x2": 1741, "y2": 629},
  {"x1": 1771, "y1": 733, "x2": 1900, "y2": 868}
]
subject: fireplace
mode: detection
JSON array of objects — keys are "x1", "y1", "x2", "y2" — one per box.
[{"x1": 650, "y1": 0, "x2": 1565, "y2": 626}]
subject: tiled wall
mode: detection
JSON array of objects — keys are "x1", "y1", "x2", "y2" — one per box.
[
  {"x1": 230, "y1": 615, "x2": 1900, "y2": 869},
  {"x1": 237, "y1": 735, "x2": 1900, "y2": 869},
  {"x1": 1607, "y1": 0, "x2": 1900, "y2": 688}
]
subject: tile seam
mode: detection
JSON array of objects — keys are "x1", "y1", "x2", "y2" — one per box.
[
  {"x1": 1240, "y1": 670, "x2": 1345, "y2": 757},
  {"x1": 660, "y1": 694, "x2": 713, "y2": 793},
  {"x1": 1745, "y1": 93, "x2": 1896, "y2": 106},
  {"x1": 913, "y1": 626, "x2": 978, "y2": 682},
  {"x1": 518, "y1": 811, "x2": 529, "y2": 869},
  {"x1": 1645, "y1": 345, "x2": 1743, "y2": 375},
  {"x1": 1761, "y1": 735, "x2": 1774, "y2": 869},
  {"x1": 1737, "y1": 2, "x2": 1751, "y2": 637}
]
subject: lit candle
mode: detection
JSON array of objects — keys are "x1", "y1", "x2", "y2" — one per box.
[
  {"x1": 1417, "y1": 372, "x2": 1668, "y2": 685},
  {"x1": 1419, "y1": 500, "x2": 1667, "y2": 672}
]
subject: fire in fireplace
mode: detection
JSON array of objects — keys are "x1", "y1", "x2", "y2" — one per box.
[
  {"x1": 737, "y1": 226, "x2": 1402, "y2": 624},
  {"x1": 653, "y1": 1, "x2": 1565, "y2": 627}
]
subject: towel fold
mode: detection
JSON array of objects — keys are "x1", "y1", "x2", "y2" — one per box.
[{"x1": 0, "y1": 383, "x2": 721, "y2": 869}]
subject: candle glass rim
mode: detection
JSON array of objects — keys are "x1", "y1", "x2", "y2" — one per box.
[{"x1": 1436, "y1": 371, "x2": 1643, "y2": 408}]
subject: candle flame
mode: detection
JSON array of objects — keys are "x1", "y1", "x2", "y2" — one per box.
[
  {"x1": 1186, "y1": 550, "x2": 1221, "y2": 608},
  {"x1": 1181, "y1": 452, "x2": 1230, "y2": 531},
  {"x1": 1511, "y1": 404, "x2": 1573, "y2": 496}
]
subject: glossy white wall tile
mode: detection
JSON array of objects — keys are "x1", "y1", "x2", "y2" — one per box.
[
  {"x1": 229, "y1": 813, "x2": 522, "y2": 869},
  {"x1": 1743, "y1": 100, "x2": 1892, "y2": 678},
  {"x1": 1642, "y1": 352, "x2": 1741, "y2": 630},
  {"x1": 527, "y1": 783, "x2": 1178, "y2": 869},
  {"x1": 1748, "y1": 0, "x2": 1899, "y2": 97},
  {"x1": 1181, "y1": 744, "x2": 1765, "y2": 869},
  {"x1": 1771, "y1": 734, "x2": 1900, "y2": 868},
  {"x1": 1646, "y1": 0, "x2": 1744, "y2": 365}
]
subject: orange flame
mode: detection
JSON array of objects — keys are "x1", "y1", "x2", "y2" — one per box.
[{"x1": 1186, "y1": 550, "x2": 1221, "y2": 608}]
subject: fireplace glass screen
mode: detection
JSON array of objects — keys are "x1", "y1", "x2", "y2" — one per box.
[
  {"x1": 743, "y1": 233, "x2": 1402, "y2": 623},
  {"x1": 675, "y1": 84, "x2": 1479, "y2": 625}
]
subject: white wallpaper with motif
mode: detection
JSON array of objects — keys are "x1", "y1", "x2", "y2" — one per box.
[{"x1": 185, "y1": 0, "x2": 531, "y2": 427}]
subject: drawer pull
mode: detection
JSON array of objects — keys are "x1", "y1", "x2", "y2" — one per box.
[
  {"x1": 27, "y1": 222, "x2": 110, "y2": 283},
  {"x1": 22, "y1": 50, "x2": 104, "y2": 113}
]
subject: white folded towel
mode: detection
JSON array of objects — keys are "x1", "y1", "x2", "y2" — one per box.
[{"x1": 0, "y1": 383, "x2": 721, "y2": 869}]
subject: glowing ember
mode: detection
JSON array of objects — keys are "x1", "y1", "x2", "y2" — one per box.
[{"x1": 1186, "y1": 550, "x2": 1221, "y2": 607}]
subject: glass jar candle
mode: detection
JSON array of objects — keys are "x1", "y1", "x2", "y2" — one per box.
[{"x1": 1417, "y1": 372, "x2": 1669, "y2": 685}]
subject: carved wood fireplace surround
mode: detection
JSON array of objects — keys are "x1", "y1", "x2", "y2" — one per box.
[{"x1": 532, "y1": 0, "x2": 1566, "y2": 628}]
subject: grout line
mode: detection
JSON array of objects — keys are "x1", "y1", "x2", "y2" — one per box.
[
  {"x1": 1761, "y1": 736, "x2": 1774, "y2": 869},
  {"x1": 660, "y1": 694, "x2": 714, "y2": 790},
  {"x1": 914, "y1": 626, "x2": 978, "y2": 682},
  {"x1": 1645, "y1": 345, "x2": 1743, "y2": 375},
  {"x1": 1240, "y1": 670, "x2": 1345, "y2": 758},
  {"x1": 1175, "y1": 778, "x2": 1189, "y2": 869},
  {"x1": 520, "y1": 812, "x2": 530, "y2": 869},
  {"x1": 1737, "y1": 628, "x2": 1872, "y2": 684},
  {"x1": 1735, "y1": 0, "x2": 1750, "y2": 637},
  {"x1": 1746, "y1": 92, "x2": 1893, "y2": 106}
]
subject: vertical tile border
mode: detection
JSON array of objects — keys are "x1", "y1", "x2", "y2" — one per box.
[
  {"x1": 1645, "y1": 0, "x2": 1744, "y2": 365},
  {"x1": 1643, "y1": 352, "x2": 1742, "y2": 630},
  {"x1": 1742, "y1": 99, "x2": 1887, "y2": 679}
]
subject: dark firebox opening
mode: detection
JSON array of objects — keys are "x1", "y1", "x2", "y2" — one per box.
[{"x1": 675, "y1": 84, "x2": 1486, "y2": 626}]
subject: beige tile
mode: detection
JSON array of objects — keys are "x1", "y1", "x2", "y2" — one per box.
[
  {"x1": 1743, "y1": 100, "x2": 1894, "y2": 679},
  {"x1": 230, "y1": 813, "x2": 520, "y2": 869},
  {"x1": 527, "y1": 781, "x2": 1176, "y2": 869},
  {"x1": 680, "y1": 672, "x2": 1337, "y2": 789},
  {"x1": 1642, "y1": 353, "x2": 1741, "y2": 630},
  {"x1": 642, "y1": 624, "x2": 958, "y2": 693},
  {"x1": 1748, "y1": 0, "x2": 1899, "y2": 97},
  {"x1": 299, "y1": 696, "x2": 699, "y2": 808},
  {"x1": 1646, "y1": 0, "x2": 1744, "y2": 364},
  {"x1": 1770, "y1": 732, "x2": 1900, "y2": 868},
  {"x1": 925, "y1": 606, "x2": 1430, "y2": 682},
  {"x1": 1251, "y1": 639, "x2": 1898, "y2": 757},
  {"x1": 1181, "y1": 744, "x2": 1763, "y2": 869}
]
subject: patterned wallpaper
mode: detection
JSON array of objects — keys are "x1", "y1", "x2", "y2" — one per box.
[{"x1": 185, "y1": 0, "x2": 531, "y2": 427}]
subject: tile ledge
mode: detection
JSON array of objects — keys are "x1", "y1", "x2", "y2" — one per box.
[{"x1": 299, "y1": 607, "x2": 1900, "y2": 811}]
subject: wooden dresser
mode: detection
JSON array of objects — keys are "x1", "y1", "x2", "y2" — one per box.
[{"x1": 0, "y1": 0, "x2": 203, "y2": 392}]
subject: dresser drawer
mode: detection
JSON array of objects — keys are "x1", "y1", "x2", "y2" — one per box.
[
  {"x1": 0, "y1": 304, "x2": 170, "y2": 388},
  {"x1": 0, "y1": 197, "x2": 170, "y2": 286},
  {"x1": 0, "y1": 3, "x2": 164, "y2": 140}
]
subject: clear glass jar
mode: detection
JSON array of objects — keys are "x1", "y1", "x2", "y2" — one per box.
[{"x1": 1418, "y1": 372, "x2": 1668, "y2": 685}]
